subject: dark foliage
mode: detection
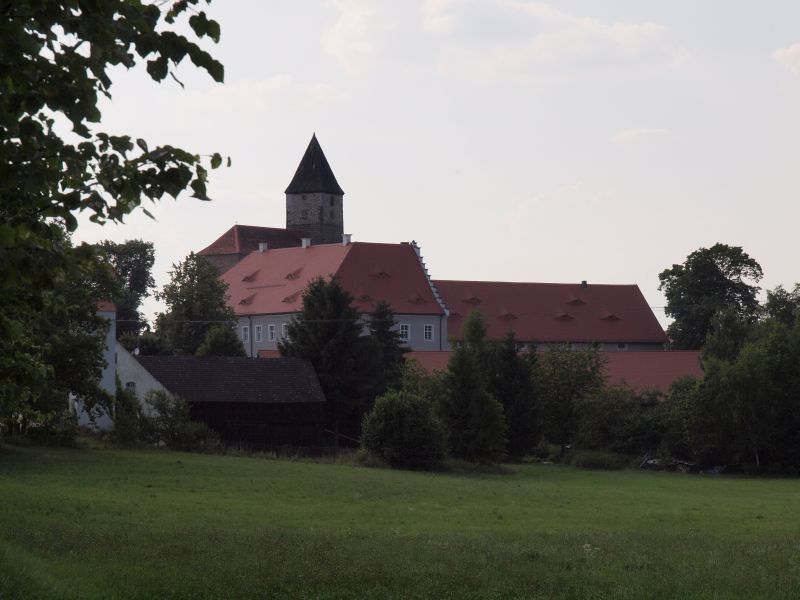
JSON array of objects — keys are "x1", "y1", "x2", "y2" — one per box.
[
  {"x1": 362, "y1": 389, "x2": 446, "y2": 470},
  {"x1": 279, "y1": 277, "x2": 371, "y2": 442},
  {"x1": 440, "y1": 310, "x2": 507, "y2": 463},
  {"x1": 0, "y1": 1, "x2": 224, "y2": 426},
  {"x1": 140, "y1": 390, "x2": 220, "y2": 452},
  {"x1": 156, "y1": 252, "x2": 235, "y2": 356},
  {"x1": 196, "y1": 324, "x2": 247, "y2": 357},
  {"x1": 575, "y1": 385, "x2": 661, "y2": 456},
  {"x1": 535, "y1": 345, "x2": 605, "y2": 448},
  {"x1": 659, "y1": 244, "x2": 763, "y2": 349},
  {"x1": 487, "y1": 333, "x2": 538, "y2": 458},
  {"x1": 96, "y1": 240, "x2": 155, "y2": 338},
  {"x1": 366, "y1": 300, "x2": 407, "y2": 398}
]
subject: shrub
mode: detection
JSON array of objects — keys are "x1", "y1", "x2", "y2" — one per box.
[
  {"x1": 575, "y1": 385, "x2": 661, "y2": 455},
  {"x1": 362, "y1": 389, "x2": 446, "y2": 470},
  {"x1": 110, "y1": 381, "x2": 140, "y2": 447},
  {"x1": 140, "y1": 389, "x2": 221, "y2": 452},
  {"x1": 570, "y1": 450, "x2": 635, "y2": 470}
]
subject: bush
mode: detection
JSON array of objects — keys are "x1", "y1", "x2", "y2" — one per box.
[
  {"x1": 575, "y1": 385, "x2": 661, "y2": 455},
  {"x1": 362, "y1": 389, "x2": 446, "y2": 470},
  {"x1": 140, "y1": 389, "x2": 221, "y2": 452},
  {"x1": 570, "y1": 450, "x2": 635, "y2": 470},
  {"x1": 110, "y1": 381, "x2": 140, "y2": 447}
]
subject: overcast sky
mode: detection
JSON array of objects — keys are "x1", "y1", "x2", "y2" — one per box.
[{"x1": 73, "y1": 0, "x2": 800, "y2": 327}]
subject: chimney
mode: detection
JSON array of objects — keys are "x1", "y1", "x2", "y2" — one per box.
[
  {"x1": 342, "y1": 233, "x2": 352, "y2": 246},
  {"x1": 581, "y1": 280, "x2": 588, "y2": 288},
  {"x1": 301, "y1": 238, "x2": 312, "y2": 249},
  {"x1": 258, "y1": 242, "x2": 268, "y2": 253}
]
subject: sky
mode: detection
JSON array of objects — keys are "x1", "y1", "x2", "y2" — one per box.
[{"x1": 73, "y1": 0, "x2": 800, "y2": 328}]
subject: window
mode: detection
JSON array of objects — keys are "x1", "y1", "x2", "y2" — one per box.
[
  {"x1": 241, "y1": 326, "x2": 250, "y2": 343},
  {"x1": 125, "y1": 381, "x2": 136, "y2": 393},
  {"x1": 617, "y1": 342, "x2": 627, "y2": 350},
  {"x1": 268, "y1": 324, "x2": 276, "y2": 342},
  {"x1": 282, "y1": 323, "x2": 289, "y2": 339},
  {"x1": 329, "y1": 196, "x2": 335, "y2": 206},
  {"x1": 423, "y1": 324, "x2": 433, "y2": 341},
  {"x1": 255, "y1": 325, "x2": 263, "y2": 342},
  {"x1": 399, "y1": 324, "x2": 410, "y2": 342}
]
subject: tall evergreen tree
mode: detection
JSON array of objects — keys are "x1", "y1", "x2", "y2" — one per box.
[
  {"x1": 155, "y1": 253, "x2": 235, "y2": 355},
  {"x1": 440, "y1": 310, "x2": 507, "y2": 462},
  {"x1": 367, "y1": 300, "x2": 407, "y2": 398},
  {"x1": 487, "y1": 332, "x2": 538, "y2": 458},
  {"x1": 279, "y1": 277, "x2": 370, "y2": 444}
]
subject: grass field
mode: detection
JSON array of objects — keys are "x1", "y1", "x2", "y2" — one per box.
[{"x1": 1, "y1": 445, "x2": 799, "y2": 599}]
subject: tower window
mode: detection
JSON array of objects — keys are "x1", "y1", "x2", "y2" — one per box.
[{"x1": 329, "y1": 196, "x2": 335, "y2": 206}]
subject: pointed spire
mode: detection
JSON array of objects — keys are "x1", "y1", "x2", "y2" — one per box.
[{"x1": 285, "y1": 134, "x2": 344, "y2": 195}]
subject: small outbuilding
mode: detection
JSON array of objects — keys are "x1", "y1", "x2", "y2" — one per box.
[{"x1": 118, "y1": 347, "x2": 326, "y2": 449}]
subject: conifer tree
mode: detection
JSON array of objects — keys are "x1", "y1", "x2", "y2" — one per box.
[
  {"x1": 367, "y1": 300, "x2": 407, "y2": 398},
  {"x1": 440, "y1": 310, "x2": 507, "y2": 462},
  {"x1": 488, "y1": 332, "x2": 538, "y2": 458},
  {"x1": 279, "y1": 277, "x2": 370, "y2": 444}
]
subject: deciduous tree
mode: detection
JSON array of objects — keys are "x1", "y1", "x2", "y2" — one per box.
[
  {"x1": 658, "y1": 244, "x2": 763, "y2": 349},
  {"x1": 156, "y1": 252, "x2": 235, "y2": 356},
  {"x1": 196, "y1": 324, "x2": 246, "y2": 357},
  {"x1": 1, "y1": 1, "x2": 224, "y2": 425},
  {"x1": 97, "y1": 239, "x2": 155, "y2": 337}
]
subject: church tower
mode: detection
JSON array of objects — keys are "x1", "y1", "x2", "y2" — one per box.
[{"x1": 285, "y1": 134, "x2": 345, "y2": 245}]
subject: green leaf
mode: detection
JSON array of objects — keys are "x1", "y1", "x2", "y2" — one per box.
[
  {"x1": 210, "y1": 153, "x2": 222, "y2": 169},
  {"x1": 136, "y1": 139, "x2": 149, "y2": 153}
]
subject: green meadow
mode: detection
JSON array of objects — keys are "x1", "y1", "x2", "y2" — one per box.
[{"x1": 1, "y1": 444, "x2": 799, "y2": 599}]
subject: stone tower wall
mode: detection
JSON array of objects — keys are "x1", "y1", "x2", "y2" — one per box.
[{"x1": 285, "y1": 192, "x2": 344, "y2": 245}]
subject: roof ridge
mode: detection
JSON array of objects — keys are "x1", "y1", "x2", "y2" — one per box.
[{"x1": 433, "y1": 279, "x2": 640, "y2": 287}]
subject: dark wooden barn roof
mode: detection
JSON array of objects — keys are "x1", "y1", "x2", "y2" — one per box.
[
  {"x1": 285, "y1": 134, "x2": 344, "y2": 195},
  {"x1": 134, "y1": 356, "x2": 325, "y2": 404}
]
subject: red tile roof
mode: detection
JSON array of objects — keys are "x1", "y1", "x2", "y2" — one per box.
[
  {"x1": 434, "y1": 280, "x2": 667, "y2": 344},
  {"x1": 404, "y1": 350, "x2": 702, "y2": 392},
  {"x1": 406, "y1": 351, "x2": 451, "y2": 372},
  {"x1": 198, "y1": 225, "x2": 301, "y2": 257},
  {"x1": 97, "y1": 300, "x2": 116, "y2": 312},
  {"x1": 222, "y1": 242, "x2": 446, "y2": 316},
  {"x1": 602, "y1": 351, "x2": 702, "y2": 392}
]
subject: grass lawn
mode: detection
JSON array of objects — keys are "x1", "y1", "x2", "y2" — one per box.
[{"x1": 1, "y1": 445, "x2": 799, "y2": 599}]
